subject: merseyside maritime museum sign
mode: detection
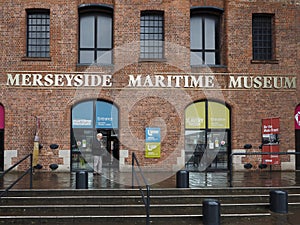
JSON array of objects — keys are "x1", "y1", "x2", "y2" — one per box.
[{"x1": 5, "y1": 72, "x2": 297, "y2": 89}]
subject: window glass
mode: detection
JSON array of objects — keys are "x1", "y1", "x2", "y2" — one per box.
[
  {"x1": 95, "y1": 101, "x2": 119, "y2": 129},
  {"x1": 80, "y1": 15, "x2": 95, "y2": 48},
  {"x1": 79, "y1": 9, "x2": 113, "y2": 64},
  {"x1": 205, "y1": 17, "x2": 215, "y2": 50},
  {"x1": 140, "y1": 11, "x2": 164, "y2": 59},
  {"x1": 205, "y1": 52, "x2": 215, "y2": 65},
  {"x1": 185, "y1": 101, "x2": 206, "y2": 129},
  {"x1": 190, "y1": 16, "x2": 202, "y2": 50},
  {"x1": 190, "y1": 12, "x2": 220, "y2": 65},
  {"x1": 80, "y1": 51, "x2": 95, "y2": 64},
  {"x1": 185, "y1": 101, "x2": 230, "y2": 171},
  {"x1": 72, "y1": 101, "x2": 94, "y2": 128},
  {"x1": 27, "y1": 11, "x2": 50, "y2": 58},
  {"x1": 97, "y1": 15, "x2": 112, "y2": 48},
  {"x1": 207, "y1": 131, "x2": 228, "y2": 169},
  {"x1": 208, "y1": 101, "x2": 230, "y2": 129},
  {"x1": 97, "y1": 51, "x2": 112, "y2": 64},
  {"x1": 252, "y1": 14, "x2": 273, "y2": 60},
  {"x1": 191, "y1": 52, "x2": 204, "y2": 66}
]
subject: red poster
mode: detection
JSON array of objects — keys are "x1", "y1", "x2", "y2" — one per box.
[
  {"x1": 262, "y1": 118, "x2": 280, "y2": 144},
  {"x1": 0, "y1": 105, "x2": 4, "y2": 129},
  {"x1": 262, "y1": 145, "x2": 280, "y2": 165},
  {"x1": 262, "y1": 118, "x2": 280, "y2": 134},
  {"x1": 262, "y1": 118, "x2": 280, "y2": 165},
  {"x1": 295, "y1": 105, "x2": 300, "y2": 130}
]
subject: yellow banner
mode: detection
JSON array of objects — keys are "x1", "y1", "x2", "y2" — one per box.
[
  {"x1": 145, "y1": 143, "x2": 161, "y2": 158},
  {"x1": 208, "y1": 102, "x2": 230, "y2": 129},
  {"x1": 33, "y1": 141, "x2": 39, "y2": 166},
  {"x1": 185, "y1": 102, "x2": 206, "y2": 129}
]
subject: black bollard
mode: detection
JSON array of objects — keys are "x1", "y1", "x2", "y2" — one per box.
[
  {"x1": 76, "y1": 171, "x2": 88, "y2": 189},
  {"x1": 202, "y1": 199, "x2": 220, "y2": 225},
  {"x1": 270, "y1": 190, "x2": 288, "y2": 213},
  {"x1": 176, "y1": 170, "x2": 189, "y2": 188}
]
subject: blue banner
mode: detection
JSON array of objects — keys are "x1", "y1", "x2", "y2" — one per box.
[
  {"x1": 96, "y1": 101, "x2": 118, "y2": 129},
  {"x1": 145, "y1": 127, "x2": 161, "y2": 142},
  {"x1": 72, "y1": 101, "x2": 93, "y2": 128}
]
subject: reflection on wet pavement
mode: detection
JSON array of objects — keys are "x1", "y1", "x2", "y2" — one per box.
[{"x1": 1, "y1": 169, "x2": 300, "y2": 189}]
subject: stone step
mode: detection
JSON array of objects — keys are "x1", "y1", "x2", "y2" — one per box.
[
  {"x1": 2, "y1": 193, "x2": 299, "y2": 205},
  {"x1": 0, "y1": 212, "x2": 272, "y2": 225},
  {"x1": 0, "y1": 202, "x2": 276, "y2": 216},
  {"x1": 0, "y1": 187, "x2": 298, "y2": 225},
  {"x1": 5, "y1": 186, "x2": 300, "y2": 197}
]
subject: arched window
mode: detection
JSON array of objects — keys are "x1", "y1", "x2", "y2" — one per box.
[
  {"x1": 190, "y1": 7, "x2": 223, "y2": 66},
  {"x1": 78, "y1": 5, "x2": 113, "y2": 64},
  {"x1": 71, "y1": 100, "x2": 119, "y2": 172},
  {"x1": 185, "y1": 100, "x2": 230, "y2": 171}
]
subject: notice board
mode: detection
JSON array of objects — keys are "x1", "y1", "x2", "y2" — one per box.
[{"x1": 261, "y1": 118, "x2": 280, "y2": 165}]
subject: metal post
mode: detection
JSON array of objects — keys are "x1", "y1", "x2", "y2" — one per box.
[
  {"x1": 203, "y1": 199, "x2": 220, "y2": 225},
  {"x1": 132, "y1": 152, "x2": 134, "y2": 188},
  {"x1": 270, "y1": 190, "x2": 288, "y2": 213},
  {"x1": 76, "y1": 171, "x2": 88, "y2": 189},
  {"x1": 176, "y1": 170, "x2": 189, "y2": 188}
]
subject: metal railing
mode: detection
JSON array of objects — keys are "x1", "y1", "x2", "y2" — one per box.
[
  {"x1": 229, "y1": 151, "x2": 300, "y2": 187},
  {"x1": 0, "y1": 153, "x2": 33, "y2": 198},
  {"x1": 132, "y1": 152, "x2": 150, "y2": 225}
]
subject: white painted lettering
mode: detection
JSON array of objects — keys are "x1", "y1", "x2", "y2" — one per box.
[
  {"x1": 44, "y1": 74, "x2": 54, "y2": 86},
  {"x1": 128, "y1": 75, "x2": 142, "y2": 87},
  {"x1": 102, "y1": 75, "x2": 112, "y2": 87},
  {"x1": 6, "y1": 73, "x2": 20, "y2": 85},
  {"x1": 22, "y1": 74, "x2": 31, "y2": 86}
]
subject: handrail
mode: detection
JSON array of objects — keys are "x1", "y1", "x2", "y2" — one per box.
[
  {"x1": 0, "y1": 153, "x2": 33, "y2": 198},
  {"x1": 132, "y1": 152, "x2": 150, "y2": 225},
  {"x1": 229, "y1": 151, "x2": 300, "y2": 187}
]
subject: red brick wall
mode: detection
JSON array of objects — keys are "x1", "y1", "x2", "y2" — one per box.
[{"x1": 0, "y1": 0, "x2": 299, "y2": 170}]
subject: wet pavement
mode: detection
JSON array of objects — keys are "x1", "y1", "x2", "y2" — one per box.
[
  {"x1": 1, "y1": 169, "x2": 300, "y2": 224},
  {"x1": 2, "y1": 169, "x2": 300, "y2": 189}
]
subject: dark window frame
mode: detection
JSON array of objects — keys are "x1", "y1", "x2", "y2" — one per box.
[
  {"x1": 78, "y1": 7, "x2": 113, "y2": 65},
  {"x1": 190, "y1": 10, "x2": 221, "y2": 66},
  {"x1": 184, "y1": 100, "x2": 231, "y2": 171},
  {"x1": 252, "y1": 13, "x2": 275, "y2": 61},
  {"x1": 140, "y1": 10, "x2": 165, "y2": 61},
  {"x1": 26, "y1": 9, "x2": 50, "y2": 58},
  {"x1": 70, "y1": 99, "x2": 119, "y2": 172}
]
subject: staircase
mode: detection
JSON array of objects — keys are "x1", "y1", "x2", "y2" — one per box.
[{"x1": 0, "y1": 187, "x2": 300, "y2": 225}]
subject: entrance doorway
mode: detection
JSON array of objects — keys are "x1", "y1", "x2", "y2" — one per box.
[
  {"x1": 184, "y1": 100, "x2": 231, "y2": 171},
  {"x1": 71, "y1": 100, "x2": 119, "y2": 172}
]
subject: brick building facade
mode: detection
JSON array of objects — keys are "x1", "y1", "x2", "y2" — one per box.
[{"x1": 0, "y1": 0, "x2": 299, "y2": 173}]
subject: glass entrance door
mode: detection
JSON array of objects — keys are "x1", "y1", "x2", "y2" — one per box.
[
  {"x1": 71, "y1": 129, "x2": 119, "y2": 172},
  {"x1": 185, "y1": 130, "x2": 229, "y2": 171},
  {"x1": 184, "y1": 100, "x2": 230, "y2": 171},
  {"x1": 71, "y1": 100, "x2": 119, "y2": 172}
]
